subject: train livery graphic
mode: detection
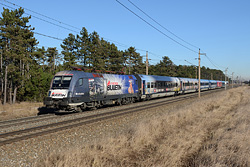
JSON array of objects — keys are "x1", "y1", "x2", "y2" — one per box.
[{"x1": 44, "y1": 70, "x2": 227, "y2": 112}]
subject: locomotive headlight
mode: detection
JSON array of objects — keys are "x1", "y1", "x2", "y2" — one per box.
[{"x1": 48, "y1": 91, "x2": 51, "y2": 97}]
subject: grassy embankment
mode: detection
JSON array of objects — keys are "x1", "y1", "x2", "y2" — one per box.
[
  {"x1": 38, "y1": 86, "x2": 250, "y2": 167},
  {"x1": 0, "y1": 102, "x2": 42, "y2": 121}
]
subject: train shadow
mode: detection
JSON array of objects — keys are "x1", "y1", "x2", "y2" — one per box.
[{"x1": 37, "y1": 107, "x2": 74, "y2": 116}]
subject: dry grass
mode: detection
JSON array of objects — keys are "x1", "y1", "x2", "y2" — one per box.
[
  {"x1": 0, "y1": 102, "x2": 42, "y2": 121},
  {"x1": 39, "y1": 87, "x2": 250, "y2": 167}
]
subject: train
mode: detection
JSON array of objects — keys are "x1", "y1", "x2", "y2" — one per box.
[{"x1": 44, "y1": 70, "x2": 227, "y2": 112}]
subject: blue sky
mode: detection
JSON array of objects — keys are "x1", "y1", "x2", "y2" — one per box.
[{"x1": 1, "y1": 0, "x2": 250, "y2": 80}]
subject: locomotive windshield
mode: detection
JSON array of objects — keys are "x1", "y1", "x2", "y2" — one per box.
[{"x1": 52, "y1": 76, "x2": 72, "y2": 89}]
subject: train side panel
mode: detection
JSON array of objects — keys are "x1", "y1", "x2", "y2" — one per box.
[
  {"x1": 179, "y1": 78, "x2": 198, "y2": 93},
  {"x1": 136, "y1": 74, "x2": 180, "y2": 99}
]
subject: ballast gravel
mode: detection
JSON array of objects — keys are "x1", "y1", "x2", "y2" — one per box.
[{"x1": 0, "y1": 94, "x2": 211, "y2": 167}]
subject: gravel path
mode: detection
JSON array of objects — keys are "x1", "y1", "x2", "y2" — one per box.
[{"x1": 0, "y1": 92, "x2": 220, "y2": 167}]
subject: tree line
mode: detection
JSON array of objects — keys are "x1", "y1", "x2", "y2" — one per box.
[{"x1": 0, "y1": 7, "x2": 225, "y2": 104}]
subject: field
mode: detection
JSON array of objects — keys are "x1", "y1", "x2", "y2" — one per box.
[
  {"x1": 37, "y1": 86, "x2": 250, "y2": 167},
  {"x1": 0, "y1": 102, "x2": 42, "y2": 121},
  {"x1": 0, "y1": 87, "x2": 249, "y2": 167}
]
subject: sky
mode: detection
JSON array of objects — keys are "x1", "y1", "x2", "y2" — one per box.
[{"x1": 1, "y1": 0, "x2": 250, "y2": 80}]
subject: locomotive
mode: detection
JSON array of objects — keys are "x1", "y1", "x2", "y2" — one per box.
[{"x1": 44, "y1": 70, "x2": 226, "y2": 112}]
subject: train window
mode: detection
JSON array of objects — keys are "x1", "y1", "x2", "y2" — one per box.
[
  {"x1": 157, "y1": 81, "x2": 164, "y2": 89},
  {"x1": 166, "y1": 82, "x2": 169, "y2": 88},
  {"x1": 169, "y1": 82, "x2": 172, "y2": 88},
  {"x1": 156, "y1": 82, "x2": 160, "y2": 88},
  {"x1": 53, "y1": 76, "x2": 62, "y2": 85},
  {"x1": 151, "y1": 82, "x2": 155, "y2": 88},
  {"x1": 52, "y1": 76, "x2": 72, "y2": 89},
  {"x1": 147, "y1": 82, "x2": 150, "y2": 88},
  {"x1": 78, "y1": 78, "x2": 83, "y2": 86},
  {"x1": 62, "y1": 76, "x2": 72, "y2": 88}
]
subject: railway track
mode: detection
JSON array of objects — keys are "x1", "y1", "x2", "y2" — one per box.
[
  {"x1": 0, "y1": 88, "x2": 225, "y2": 146},
  {"x1": 0, "y1": 114, "x2": 57, "y2": 129}
]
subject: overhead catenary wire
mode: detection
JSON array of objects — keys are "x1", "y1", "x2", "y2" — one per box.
[
  {"x1": 127, "y1": 0, "x2": 199, "y2": 50},
  {"x1": 2, "y1": 0, "x2": 80, "y2": 31},
  {"x1": 0, "y1": 1, "x2": 79, "y2": 34},
  {"x1": 0, "y1": 1, "x2": 164, "y2": 60},
  {"x1": 116, "y1": 0, "x2": 198, "y2": 54},
  {"x1": 34, "y1": 32, "x2": 64, "y2": 41},
  {"x1": 1, "y1": 1, "x2": 198, "y2": 59},
  {"x1": 0, "y1": 2, "x2": 65, "y2": 42},
  {"x1": 1, "y1": 1, "x2": 216, "y2": 70},
  {"x1": 1, "y1": 0, "x2": 228, "y2": 74},
  {"x1": 204, "y1": 54, "x2": 226, "y2": 71}
]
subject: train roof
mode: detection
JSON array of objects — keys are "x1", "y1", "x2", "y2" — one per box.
[
  {"x1": 200, "y1": 79, "x2": 210, "y2": 82},
  {"x1": 178, "y1": 77, "x2": 198, "y2": 82},
  {"x1": 54, "y1": 70, "x2": 137, "y2": 79},
  {"x1": 137, "y1": 74, "x2": 179, "y2": 82}
]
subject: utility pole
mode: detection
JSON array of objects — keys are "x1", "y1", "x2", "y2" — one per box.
[
  {"x1": 196, "y1": 67, "x2": 197, "y2": 79},
  {"x1": 232, "y1": 72, "x2": 234, "y2": 88},
  {"x1": 198, "y1": 49, "x2": 206, "y2": 98},
  {"x1": 146, "y1": 51, "x2": 148, "y2": 75},
  {"x1": 225, "y1": 68, "x2": 228, "y2": 90}
]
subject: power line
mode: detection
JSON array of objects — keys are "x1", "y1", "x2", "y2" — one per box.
[
  {"x1": 1, "y1": 0, "x2": 206, "y2": 68},
  {"x1": 116, "y1": 0, "x2": 198, "y2": 54},
  {"x1": 121, "y1": 1, "x2": 230, "y2": 73},
  {"x1": 127, "y1": 0, "x2": 199, "y2": 49},
  {"x1": 0, "y1": 2, "x2": 156, "y2": 55},
  {"x1": 0, "y1": 1, "x2": 79, "y2": 34},
  {"x1": 0, "y1": 2, "x2": 65, "y2": 42},
  {"x1": 2, "y1": 0, "x2": 157, "y2": 55},
  {"x1": 2, "y1": 0, "x2": 80, "y2": 31},
  {"x1": 1, "y1": 0, "x2": 190, "y2": 62},
  {"x1": 204, "y1": 55, "x2": 227, "y2": 70},
  {"x1": 184, "y1": 59, "x2": 196, "y2": 66},
  {"x1": 34, "y1": 32, "x2": 64, "y2": 41}
]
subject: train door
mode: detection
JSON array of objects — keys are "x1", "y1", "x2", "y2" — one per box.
[
  {"x1": 74, "y1": 78, "x2": 85, "y2": 95},
  {"x1": 73, "y1": 78, "x2": 89, "y2": 101},
  {"x1": 142, "y1": 80, "x2": 146, "y2": 95},
  {"x1": 103, "y1": 78, "x2": 107, "y2": 96},
  {"x1": 147, "y1": 82, "x2": 151, "y2": 94},
  {"x1": 180, "y1": 80, "x2": 184, "y2": 91},
  {"x1": 88, "y1": 78, "x2": 96, "y2": 96},
  {"x1": 94, "y1": 77, "x2": 105, "y2": 95}
]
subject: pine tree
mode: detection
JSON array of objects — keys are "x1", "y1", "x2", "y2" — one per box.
[
  {"x1": 76, "y1": 27, "x2": 90, "y2": 66},
  {"x1": 89, "y1": 31, "x2": 104, "y2": 70},
  {"x1": 106, "y1": 43, "x2": 124, "y2": 72},
  {"x1": 61, "y1": 33, "x2": 77, "y2": 69},
  {"x1": 0, "y1": 7, "x2": 37, "y2": 104},
  {"x1": 124, "y1": 47, "x2": 144, "y2": 74},
  {"x1": 46, "y1": 47, "x2": 58, "y2": 72}
]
